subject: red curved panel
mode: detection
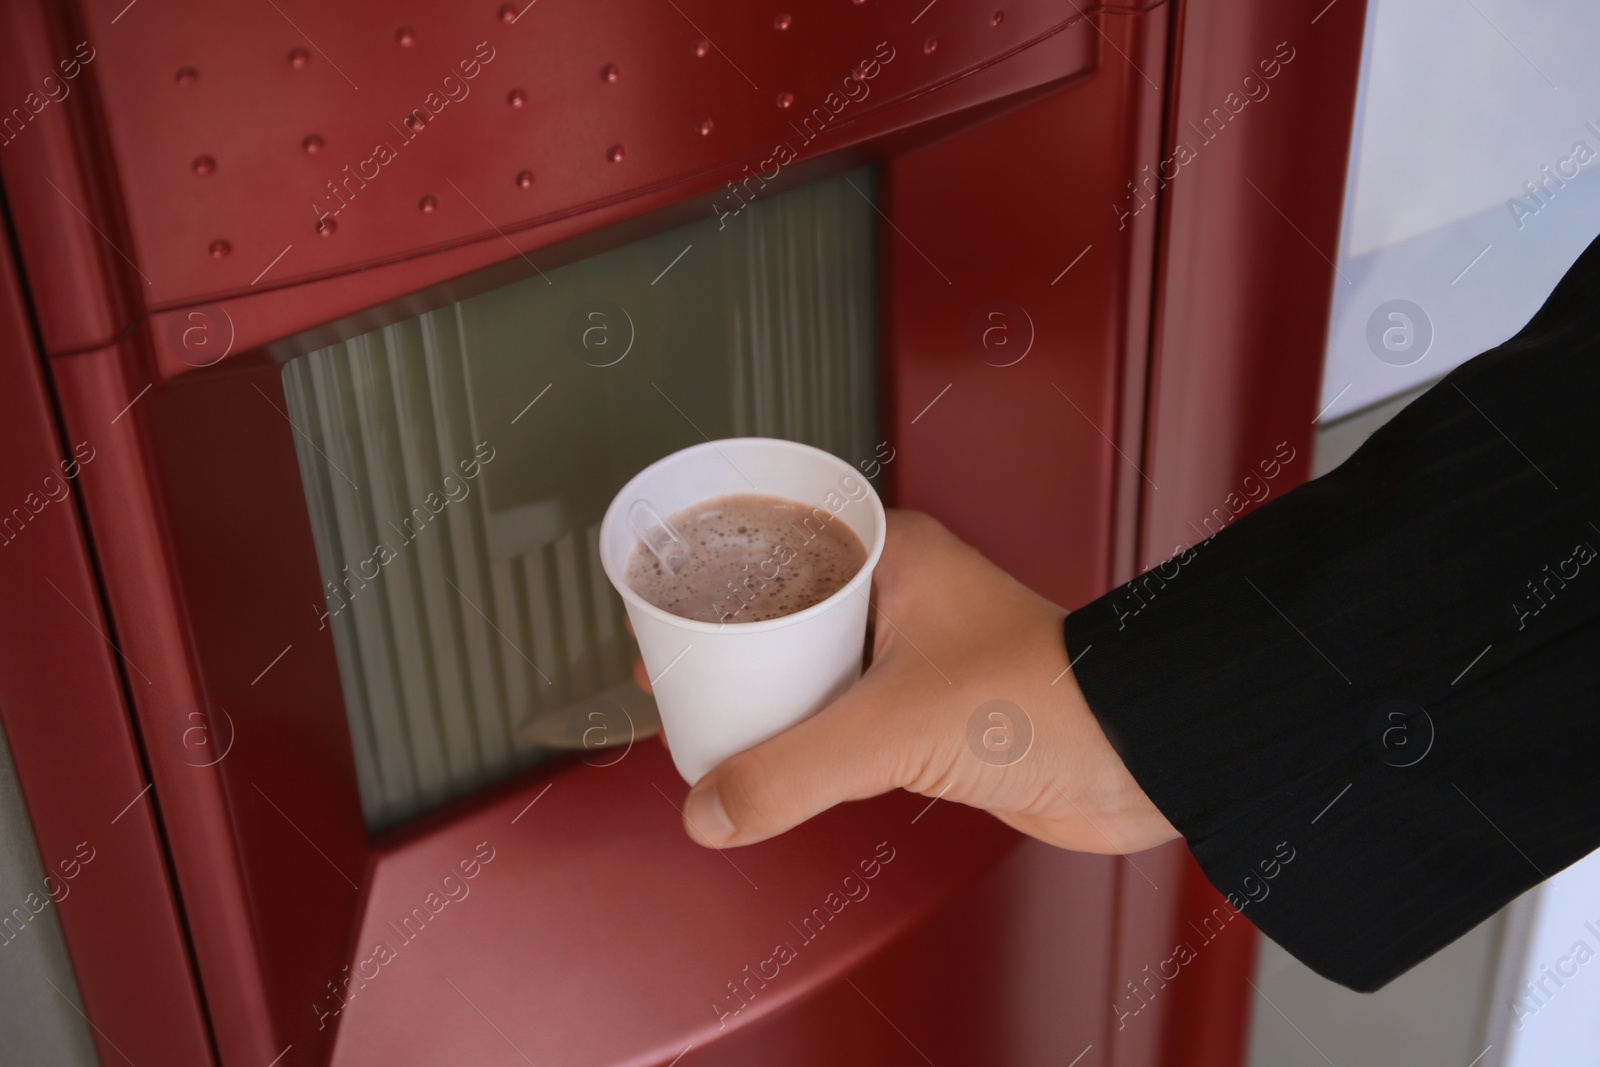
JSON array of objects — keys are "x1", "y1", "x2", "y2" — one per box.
[{"x1": 326, "y1": 745, "x2": 1034, "y2": 1067}]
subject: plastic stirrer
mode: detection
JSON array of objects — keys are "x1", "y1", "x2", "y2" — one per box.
[{"x1": 628, "y1": 499, "x2": 690, "y2": 574}]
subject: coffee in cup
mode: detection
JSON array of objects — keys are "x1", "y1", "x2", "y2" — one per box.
[{"x1": 624, "y1": 492, "x2": 868, "y2": 624}]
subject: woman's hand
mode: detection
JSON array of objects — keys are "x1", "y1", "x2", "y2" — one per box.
[{"x1": 636, "y1": 509, "x2": 1180, "y2": 855}]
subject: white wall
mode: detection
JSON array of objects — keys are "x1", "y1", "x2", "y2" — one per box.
[
  {"x1": 0, "y1": 718, "x2": 100, "y2": 1065},
  {"x1": 1496, "y1": 848, "x2": 1600, "y2": 1066},
  {"x1": 1317, "y1": 0, "x2": 1600, "y2": 422}
]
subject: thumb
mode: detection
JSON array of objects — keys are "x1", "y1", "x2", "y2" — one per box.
[{"x1": 680, "y1": 669, "x2": 919, "y2": 848}]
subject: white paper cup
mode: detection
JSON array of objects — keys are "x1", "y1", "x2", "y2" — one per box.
[{"x1": 599, "y1": 438, "x2": 887, "y2": 785}]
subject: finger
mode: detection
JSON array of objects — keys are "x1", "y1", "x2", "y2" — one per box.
[
  {"x1": 631, "y1": 654, "x2": 652, "y2": 694},
  {"x1": 681, "y1": 660, "x2": 933, "y2": 848}
]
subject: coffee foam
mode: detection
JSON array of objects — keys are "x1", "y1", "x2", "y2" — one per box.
[{"x1": 625, "y1": 492, "x2": 868, "y2": 623}]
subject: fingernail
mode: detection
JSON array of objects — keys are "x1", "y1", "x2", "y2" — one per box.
[{"x1": 684, "y1": 785, "x2": 735, "y2": 847}]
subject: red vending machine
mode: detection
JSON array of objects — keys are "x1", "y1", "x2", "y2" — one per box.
[{"x1": 0, "y1": 1, "x2": 1366, "y2": 1064}]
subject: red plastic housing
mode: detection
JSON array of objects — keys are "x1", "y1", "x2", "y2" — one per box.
[{"x1": 0, "y1": 0, "x2": 1367, "y2": 1064}]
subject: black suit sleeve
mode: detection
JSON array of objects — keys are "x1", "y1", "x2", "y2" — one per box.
[{"x1": 1064, "y1": 232, "x2": 1600, "y2": 992}]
